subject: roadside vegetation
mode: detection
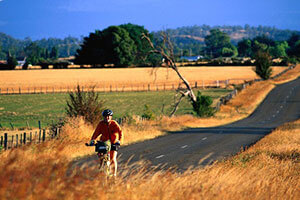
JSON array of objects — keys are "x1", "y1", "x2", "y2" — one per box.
[
  {"x1": 0, "y1": 118, "x2": 299, "y2": 199},
  {"x1": 0, "y1": 64, "x2": 299, "y2": 199}
]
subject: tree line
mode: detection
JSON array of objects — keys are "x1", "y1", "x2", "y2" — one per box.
[{"x1": 1, "y1": 24, "x2": 300, "y2": 70}]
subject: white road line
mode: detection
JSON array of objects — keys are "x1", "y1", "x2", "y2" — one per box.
[
  {"x1": 156, "y1": 155, "x2": 165, "y2": 159},
  {"x1": 202, "y1": 137, "x2": 207, "y2": 140},
  {"x1": 181, "y1": 145, "x2": 188, "y2": 149}
]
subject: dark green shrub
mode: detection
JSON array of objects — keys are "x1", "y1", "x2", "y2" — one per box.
[
  {"x1": 6, "y1": 55, "x2": 17, "y2": 70},
  {"x1": 141, "y1": 104, "x2": 156, "y2": 120},
  {"x1": 254, "y1": 51, "x2": 272, "y2": 80},
  {"x1": 287, "y1": 57, "x2": 298, "y2": 65},
  {"x1": 66, "y1": 85, "x2": 105, "y2": 126},
  {"x1": 192, "y1": 91, "x2": 215, "y2": 117}
]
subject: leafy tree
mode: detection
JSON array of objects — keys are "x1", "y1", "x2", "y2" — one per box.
[
  {"x1": 120, "y1": 23, "x2": 153, "y2": 66},
  {"x1": 221, "y1": 45, "x2": 238, "y2": 57},
  {"x1": 0, "y1": 43, "x2": 6, "y2": 60},
  {"x1": 103, "y1": 26, "x2": 136, "y2": 66},
  {"x1": 238, "y1": 39, "x2": 252, "y2": 57},
  {"x1": 24, "y1": 42, "x2": 43, "y2": 65},
  {"x1": 75, "y1": 30, "x2": 104, "y2": 66},
  {"x1": 269, "y1": 41, "x2": 288, "y2": 58},
  {"x1": 50, "y1": 46, "x2": 59, "y2": 59},
  {"x1": 287, "y1": 33, "x2": 300, "y2": 47},
  {"x1": 204, "y1": 29, "x2": 235, "y2": 58},
  {"x1": 6, "y1": 53, "x2": 18, "y2": 70},
  {"x1": 75, "y1": 26, "x2": 137, "y2": 67},
  {"x1": 252, "y1": 35, "x2": 275, "y2": 46},
  {"x1": 287, "y1": 33, "x2": 300, "y2": 59},
  {"x1": 254, "y1": 51, "x2": 272, "y2": 80}
]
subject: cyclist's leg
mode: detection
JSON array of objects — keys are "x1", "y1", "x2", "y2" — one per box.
[
  {"x1": 110, "y1": 150, "x2": 118, "y2": 176},
  {"x1": 98, "y1": 153, "x2": 104, "y2": 170}
]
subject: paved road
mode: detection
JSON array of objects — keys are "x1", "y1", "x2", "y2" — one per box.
[{"x1": 77, "y1": 77, "x2": 300, "y2": 171}]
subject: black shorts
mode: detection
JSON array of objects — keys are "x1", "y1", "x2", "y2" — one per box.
[{"x1": 111, "y1": 143, "x2": 120, "y2": 151}]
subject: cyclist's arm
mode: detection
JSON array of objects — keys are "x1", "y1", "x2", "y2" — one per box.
[
  {"x1": 91, "y1": 121, "x2": 102, "y2": 140},
  {"x1": 113, "y1": 121, "x2": 123, "y2": 144}
]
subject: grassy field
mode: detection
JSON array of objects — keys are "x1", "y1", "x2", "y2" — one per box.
[{"x1": 0, "y1": 88, "x2": 231, "y2": 129}]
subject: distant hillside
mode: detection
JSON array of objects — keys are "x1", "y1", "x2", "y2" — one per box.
[
  {"x1": 160, "y1": 24, "x2": 300, "y2": 43},
  {"x1": 152, "y1": 24, "x2": 300, "y2": 55},
  {"x1": 0, "y1": 33, "x2": 81, "y2": 60},
  {"x1": 1, "y1": 24, "x2": 299, "y2": 60}
]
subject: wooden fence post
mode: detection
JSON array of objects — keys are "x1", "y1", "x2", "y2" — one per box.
[
  {"x1": 35, "y1": 131, "x2": 37, "y2": 144},
  {"x1": 20, "y1": 134, "x2": 23, "y2": 146},
  {"x1": 42, "y1": 129, "x2": 46, "y2": 142},
  {"x1": 148, "y1": 84, "x2": 150, "y2": 91},
  {"x1": 11, "y1": 135, "x2": 14, "y2": 148},
  {"x1": 16, "y1": 134, "x2": 18, "y2": 147},
  {"x1": 0, "y1": 136, "x2": 3, "y2": 147},
  {"x1": 19, "y1": 87, "x2": 21, "y2": 94},
  {"x1": 23, "y1": 132, "x2": 26, "y2": 144},
  {"x1": 195, "y1": 81, "x2": 197, "y2": 88},
  {"x1": 38, "y1": 121, "x2": 41, "y2": 129},
  {"x1": 30, "y1": 132, "x2": 32, "y2": 142},
  {"x1": 39, "y1": 130, "x2": 41, "y2": 143}
]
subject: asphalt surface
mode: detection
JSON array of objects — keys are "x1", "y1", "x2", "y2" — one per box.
[{"x1": 77, "y1": 77, "x2": 300, "y2": 172}]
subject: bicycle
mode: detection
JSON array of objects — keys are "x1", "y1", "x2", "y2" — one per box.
[{"x1": 85, "y1": 141, "x2": 111, "y2": 176}]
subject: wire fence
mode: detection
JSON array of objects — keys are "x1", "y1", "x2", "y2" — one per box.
[
  {"x1": 215, "y1": 64, "x2": 296, "y2": 110},
  {"x1": 0, "y1": 128, "x2": 60, "y2": 151},
  {"x1": 0, "y1": 79, "x2": 252, "y2": 95}
]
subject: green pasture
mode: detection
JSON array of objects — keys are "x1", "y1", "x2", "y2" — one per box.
[{"x1": 0, "y1": 89, "x2": 232, "y2": 129}]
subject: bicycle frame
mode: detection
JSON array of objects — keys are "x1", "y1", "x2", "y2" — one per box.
[
  {"x1": 86, "y1": 141, "x2": 111, "y2": 176},
  {"x1": 97, "y1": 151, "x2": 110, "y2": 176}
]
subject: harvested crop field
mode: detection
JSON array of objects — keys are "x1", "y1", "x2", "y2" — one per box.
[{"x1": 0, "y1": 66, "x2": 287, "y2": 93}]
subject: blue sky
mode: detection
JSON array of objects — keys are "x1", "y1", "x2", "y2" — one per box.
[{"x1": 0, "y1": 0, "x2": 299, "y2": 40}]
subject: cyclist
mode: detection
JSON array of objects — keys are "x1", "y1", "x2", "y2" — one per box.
[{"x1": 88, "y1": 109, "x2": 123, "y2": 177}]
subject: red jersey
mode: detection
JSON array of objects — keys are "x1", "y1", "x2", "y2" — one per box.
[{"x1": 91, "y1": 120, "x2": 122, "y2": 144}]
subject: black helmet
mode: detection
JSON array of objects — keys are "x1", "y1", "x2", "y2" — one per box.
[{"x1": 102, "y1": 109, "x2": 113, "y2": 117}]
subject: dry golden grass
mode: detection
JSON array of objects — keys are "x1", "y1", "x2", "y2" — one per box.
[
  {"x1": 0, "y1": 66, "x2": 287, "y2": 92},
  {"x1": 0, "y1": 119, "x2": 299, "y2": 199}
]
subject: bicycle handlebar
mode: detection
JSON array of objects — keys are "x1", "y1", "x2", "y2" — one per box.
[{"x1": 85, "y1": 142, "x2": 95, "y2": 146}]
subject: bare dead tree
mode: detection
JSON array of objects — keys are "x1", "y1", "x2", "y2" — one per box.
[{"x1": 142, "y1": 32, "x2": 197, "y2": 117}]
